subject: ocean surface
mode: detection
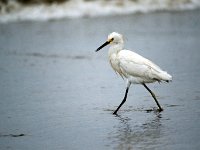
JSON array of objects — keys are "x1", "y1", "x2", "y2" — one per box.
[
  {"x1": 0, "y1": 8, "x2": 200, "y2": 150},
  {"x1": 0, "y1": 0, "x2": 200, "y2": 23}
]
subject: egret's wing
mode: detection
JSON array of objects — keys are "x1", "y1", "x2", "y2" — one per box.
[
  {"x1": 119, "y1": 57, "x2": 156, "y2": 79},
  {"x1": 118, "y1": 50, "x2": 169, "y2": 81}
]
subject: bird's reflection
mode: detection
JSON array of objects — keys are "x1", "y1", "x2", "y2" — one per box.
[{"x1": 108, "y1": 112, "x2": 163, "y2": 150}]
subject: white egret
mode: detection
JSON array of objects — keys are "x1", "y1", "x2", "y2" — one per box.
[{"x1": 95, "y1": 32, "x2": 172, "y2": 115}]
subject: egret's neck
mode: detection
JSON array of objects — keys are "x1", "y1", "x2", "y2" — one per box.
[{"x1": 108, "y1": 43, "x2": 124, "y2": 57}]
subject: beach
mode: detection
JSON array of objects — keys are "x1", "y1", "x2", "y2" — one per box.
[{"x1": 0, "y1": 9, "x2": 200, "y2": 150}]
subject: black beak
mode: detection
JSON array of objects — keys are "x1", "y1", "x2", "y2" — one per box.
[{"x1": 95, "y1": 41, "x2": 110, "y2": 52}]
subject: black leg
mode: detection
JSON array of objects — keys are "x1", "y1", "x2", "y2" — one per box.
[
  {"x1": 113, "y1": 87, "x2": 129, "y2": 115},
  {"x1": 143, "y1": 83, "x2": 163, "y2": 112}
]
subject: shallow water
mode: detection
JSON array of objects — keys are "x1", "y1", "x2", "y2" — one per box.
[{"x1": 0, "y1": 10, "x2": 200, "y2": 150}]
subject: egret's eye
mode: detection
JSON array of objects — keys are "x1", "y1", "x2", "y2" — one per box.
[{"x1": 108, "y1": 38, "x2": 114, "y2": 43}]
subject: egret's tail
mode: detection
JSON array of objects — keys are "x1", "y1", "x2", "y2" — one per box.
[{"x1": 158, "y1": 71, "x2": 172, "y2": 82}]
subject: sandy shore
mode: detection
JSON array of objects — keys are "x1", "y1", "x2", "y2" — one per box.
[{"x1": 0, "y1": 9, "x2": 200, "y2": 150}]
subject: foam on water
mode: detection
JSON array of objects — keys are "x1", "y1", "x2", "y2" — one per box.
[{"x1": 0, "y1": 0, "x2": 200, "y2": 23}]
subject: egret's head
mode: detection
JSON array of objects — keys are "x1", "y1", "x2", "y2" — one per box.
[
  {"x1": 95, "y1": 32, "x2": 124, "y2": 52},
  {"x1": 108, "y1": 32, "x2": 124, "y2": 44}
]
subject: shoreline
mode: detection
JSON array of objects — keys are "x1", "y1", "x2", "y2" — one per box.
[{"x1": 0, "y1": 0, "x2": 200, "y2": 23}]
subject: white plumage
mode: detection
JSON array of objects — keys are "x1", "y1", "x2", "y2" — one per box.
[
  {"x1": 116, "y1": 50, "x2": 172, "y2": 83},
  {"x1": 96, "y1": 32, "x2": 172, "y2": 115}
]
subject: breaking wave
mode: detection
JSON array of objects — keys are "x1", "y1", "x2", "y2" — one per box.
[{"x1": 0, "y1": 0, "x2": 200, "y2": 23}]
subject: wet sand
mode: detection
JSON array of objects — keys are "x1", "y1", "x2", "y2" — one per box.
[{"x1": 0, "y1": 10, "x2": 200, "y2": 150}]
